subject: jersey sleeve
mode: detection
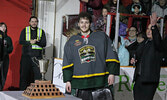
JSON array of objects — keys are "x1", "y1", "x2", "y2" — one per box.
[
  {"x1": 105, "y1": 35, "x2": 120, "y2": 75},
  {"x1": 62, "y1": 41, "x2": 74, "y2": 83}
]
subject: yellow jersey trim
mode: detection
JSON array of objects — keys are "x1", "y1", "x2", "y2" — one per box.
[
  {"x1": 106, "y1": 59, "x2": 120, "y2": 63},
  {"x1": 72, "y1": 72, "x2": 109, "y2": 78},
  {"x1": 62, "y1": 63, "x2": 74, "y2": 69}
]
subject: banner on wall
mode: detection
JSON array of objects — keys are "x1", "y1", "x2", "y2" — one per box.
[{"x1": 53, "y1": 58, "x2": 167, "y2": 100}]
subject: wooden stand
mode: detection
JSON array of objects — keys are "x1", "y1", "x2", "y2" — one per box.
[{"x1": 22, "y1": 80, "x2": 65, "y2": 99}]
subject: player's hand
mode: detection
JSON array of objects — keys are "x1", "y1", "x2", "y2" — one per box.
[
  {"x1": 130, "y1": 58, "x2": 137, "y2": 65},
  {"x1": 66, "y1": 81, "x2": 71, "y2": 93},
  {"x1": 108, "y1": 74, "x2": 114, "y2": 85},
  {"x1": 150, "y1": 12, "x2": 160, "y2": 26}
]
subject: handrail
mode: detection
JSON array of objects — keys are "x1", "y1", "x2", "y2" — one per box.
[
  {"x1": 120, "y1": 66, "x2": 167, "y2": 68},
  {"x1": 108, "y1": 12, "x2": 150, "y2": 19},
  {"x1": 106, "y1": 12, "x2": 151, "y2": 36}
]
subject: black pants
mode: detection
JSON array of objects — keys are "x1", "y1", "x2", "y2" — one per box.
[
  {"x1": 0, "y1": 61, "x2": 3, "y2": 90},
  {"x1": 133, "y1": 76, "x2": 159, "y2": 100},
  {"x1": 1, "y1": 55, "x2": 9, "y2": 90},
  {"x1": 19, "y1": 55, "x2": 42, "y2": 90}
]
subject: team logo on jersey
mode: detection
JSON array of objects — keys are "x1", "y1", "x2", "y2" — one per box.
[
  {"x1": 74, "y1": 40, "x2": 82, "y2": 46},
  {"x1": 78, "y1": 45, "x2": 96, "y2": 63}
]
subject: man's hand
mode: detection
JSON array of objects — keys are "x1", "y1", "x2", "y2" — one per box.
[
  {"x1": 81, "y1": 0, "x2": 89, "y2": 3},
  {"x1": 130, "y1": 58, "x2": 137, "y2": 65},
  {"x1": 66, "y1": 81, "x2": 71, "y2": 93},
  {"x1": 30, "y1": 39, "x2": 37, "y2": 44},
  {"x1": 150, "y1": 12, "x2": 160, "y2": 26},
  {"x1": 108, "y1": 74, "x2": 114, "y2": 85}
]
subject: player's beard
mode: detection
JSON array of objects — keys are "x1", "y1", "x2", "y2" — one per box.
[
  {"x1": 80, "y1": 25, "x2": 90, "y2": 34},
  {"x1": 30, "y1": 25, "x2": 37, "y2": 30},
  {"x1": 80, "y1": 28, "x2": 90, "y2": 34}
]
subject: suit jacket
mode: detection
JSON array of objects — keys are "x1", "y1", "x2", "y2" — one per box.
[{"x1": 133, "y1": 25, "x2": 162, "y2": 82}]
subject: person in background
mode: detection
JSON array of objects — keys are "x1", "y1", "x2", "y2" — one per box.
[
  {"x1": 127, "y1": 32, "x2": 145, "y2": 65},
  {"x1": 95, "y1": 7, "x2": 109, "y2": 32},
  {"x1": 131, "y1": 13, "x2": 162, "y2": 100},
  {"x1": 152, "y1": 0, "x2": 167, "y2": 17},
  {"x1": 80, "y1": 0, "x2": 103, "y2": 24},
  {"x1": 131, "y1": 3, "x2": 147, "y2": 33},
  {"x1": 104, "y1": 0, "x2": 129, "y2": 41},
  {"x1": 131, "y1": 4, "x2": 142, "y2": 15},
  {"x1": 104, "y1": 0, "x2": 128, "y2": 24},
  {"x1": 126, "y1": 0, "x2": 146, "y2": 15},
  {"x1": 0, "y1": 26, "x2": 4, "y2": 63},
  {"x1": 62, "y1": 12, "x2": 120, "y2": 100},
  {"x1": 124, "y1": 26, "x2": 138, "y2": 47},
  {"x1": 19, "y1": 16, "x2": 46, "y2": 90},
  {"x1": 119, "y1": 22, "x2": 128, "y2": 38},
  {"x1": 118, "y1": 36, "x2": 129, "y2": 66},
  {"x1": 0, "y1": 24, "x2": 4, "y2": 90},
  {"x1": 104, "y1": 0, "x2": 128, "y2": 14},
  {"x1": 0, "y1": 22, "x2": 13, "y2": 90},
  {"x1": 140, "y1": 0, "x2": 152, "y2": 15}
]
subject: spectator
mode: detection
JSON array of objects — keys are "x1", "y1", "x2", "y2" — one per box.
[
  {"x1": 131, "y1": 3, "x2": 142, "y2": 15},
  {"x1": 110, "y1": 18, "x2": 128, "y2": 41},
  {"x1": 152, "y1": 0, "x2": 167, "y2": 17},
  {"x1": 140, "y1": 0, "x2": 152, "y2": 15},
  {"x1": 95, "y1": 7, "x2": 109, "y2": 32},
  {"x1": 131, "y1": 4, "x2": 146, "y2": 32},
  {"x1": 118, "y1": 36, "x2": 129, "y2": 66},
  {"x1": 119, "y1": 22, "x2": 128, "y2": 38},
  {"x1": 104, "y1": 0, "x2": 127, "y2": 13},
  {"x1": 124, "y1": 26, "x2": 138, "y2": 47},
  {"x1": 127, "y1": 32, "x2": 146, "y2": 65},
  {"x1": 104, "y1": 0, "x2": 128, "y2": 24},
  {"x1": 126, "y1": 0, "x2": 146, "y2": 15},
  {"x1": 129, "y1": 1, "x2": 147, "y2": 33},
  {"x1": 131, "y1": 3, "x2": 145, "y2": 33},
  {"x1": 0, "y1": 22, "x2": 13, "y2": 90},
  {"x1": 80, "y1": 0, "x2": 103, "y2": 24}
]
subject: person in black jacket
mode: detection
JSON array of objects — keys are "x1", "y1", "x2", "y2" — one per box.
[
  {"x1": 131, "y1": 12, "x2": 161, "y2": 100},
  {"x1": 127, "y1": 32, "x2": 146, "y2": 65},
  {"x1": 0, "y1": 24, "x2": 4, "y2": 90},
  {"x1": 0, "y1": 27, "x2": 4, "y2": 62},
  {"x1": 0, "y1": 22, "x2": 13, "y2": 90},
  {"x1": 19, "y1": 16, "x2": 46, "y2": 90}
]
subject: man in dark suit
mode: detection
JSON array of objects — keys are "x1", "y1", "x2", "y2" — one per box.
[{"x1": 131, "y1": 13, "x2": 161, "y2": 100}]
